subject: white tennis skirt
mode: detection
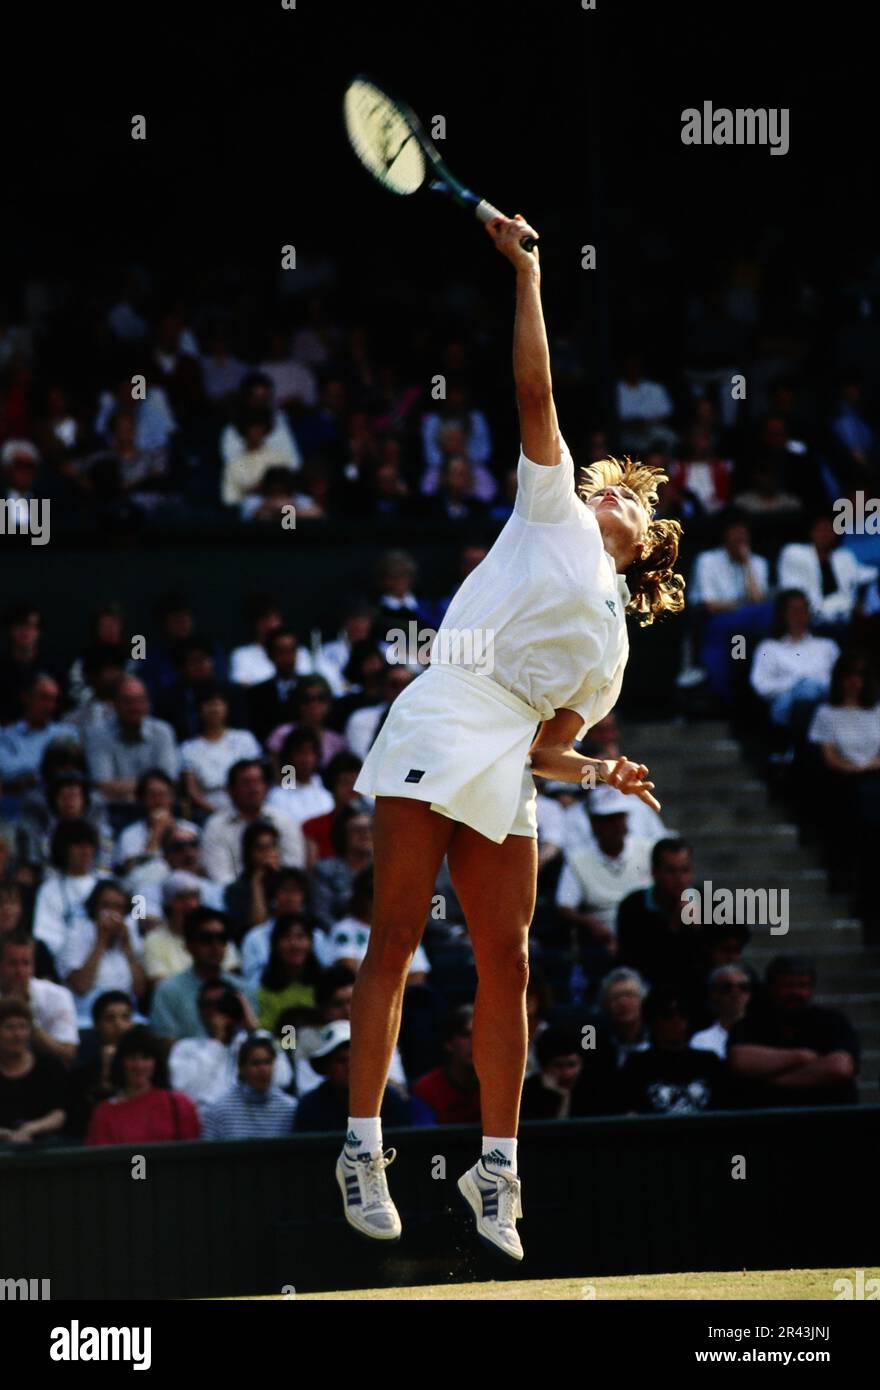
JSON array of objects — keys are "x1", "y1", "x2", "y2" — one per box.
[{"x1": 354, "y1": 663, "x2": 549, "y2": 843}]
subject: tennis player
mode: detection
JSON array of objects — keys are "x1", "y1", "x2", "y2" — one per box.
[{"x1": 336, "y1": 214, "x2": 685, "y2": 1260}]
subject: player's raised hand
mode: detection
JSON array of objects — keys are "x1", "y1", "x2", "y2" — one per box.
[
  {"x1": 486, "y1": 213, "x2": 540, "y2": 269},
  {"x1": 601, "y1": 755, "x2": 661, "y2": 812}
]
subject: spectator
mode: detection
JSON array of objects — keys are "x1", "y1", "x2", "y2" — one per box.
[
  {"x1": 0, "y1": 998, "x2": 68, "y2": 1147},
  {"x1": 265, "y1": 676, "x2": 347, "y2": 774},
  {"x1": 149, "y1": 907, "x2": 255, "y2": 1043},
  {"x1": 17, "y1": 768, "x2": 113, "y2": 872},
  {"x1": 125, "y1": 824, "x2": 222, "y2": 919},
  {"x1": 202, "y1": 1033, "x2": 297, "y2": 1139},
  {"x1": 777, "y1": 516, "x2": 878, "y2": 633},
  {"x1": 689, "y1": 964, "x2": 753, "y2": 1059},
  {"x1": 293, "y1": 1020, "x2": 411, "y2": 1131},
  {"x1": 343, "y1": 663, "x2": 414, "y2": 760},
  {"x1": 420, "y1": 380, "x2": 494, "y2": 498},
  {"x1": 229, "y1": 594, "x2": 294, "y2": 688},
  {"x1": 83, "y1": 406, "x2": 169, "y2": 507},
  {"x1": 310, "y1": 807, "x2": 374, "y2": 930},
  {"x1": 0, "y1": 930, "x2": 78, "y2": 1065},
  {"x1": 85, "y1": 1025, "x2": 201, "y2": 1145},
  {"x1": 808, "y1": 652, "x2": 880, "y2": 898},
  {"x1": 727, "y1": 956, "x2": 859, "y2": 1107},
  {"x1": 84, "y1": 676, "x2": 180, "y2": 807},
  {"x1": 0, "y1": 672, "x2": 70, "y2": 801},
  {"x1": 259, "y1": 327, "x2": 318, "y2": 410},
  {"x1": 169, "y1": 984, "x2": 290, "y2": 1107},
  {"x1": 733, "y1": 457, "x2": 803, "y2": 517},
  {"x1": 616, "y1": 352, "x2": 676, "y2": 454},
  {"x1": 200, "y1": 327, "x2": 248, "y2": 406},
  {"x1": 220, "y1": 406, "x2": 293, "y2": 507},
  {"x1": 616, "y1": 838, "x2": 701, "y2": 990},
  {"x1": 220, "y1": 373, "x2": 301, "y2": 477},
  {"x1": 200, "y1": 759, "x2": 305, "y2": 888},
  {"x1": 667, "y1": 427, "x2": 733, "y2": 514},
  {"x1": 597, "y1": 967, "x2": 652, "y2": 1068},
  {"x1": 371, "y1": 550, "x2": 426, "y2": 642},
  {"x1": 301, "y1": 752, "x2": 367, "y2": 864},
  {"x1": 114, "y1": 769, "x2": 197, "y2": 876},
  {"x1": 555, "y1": 785, "x2": 654, "y2": 977},
  {"x1": 685, "y1": 515, "x2": 773, "y2": 698},
  {"x1": 239, "y1": 867, "x2": 325, "y2": 988},
  {"x1": 266, "y1": 728, "x2": 336, "y2": 825},
  {"x1": 519, "y1": 1025, "x2": 583, "y2": 1120},
  {"x1": 314, "y1": 600, "x2": 376, "y2": 697},
  {"x1": 750, "y1": 590, "x2": 839, "y2": 745},
  {"x1": 411, "y1": 1005, "x2": 481, "y2": 1124},
  {"x1": 828, "y1": 375, "x2": 877, "y2": 486},
  {"x1": 154, "y1": 637, "x2": 239, "y2": 743},
  {"x1": 240, "y1": 464, "x2": 303, "y2": 522},
  {"x1": 143, "y1": 871, "x2": 241, "y2": 985},
  {"x1": 33, "y1": 819, "x2": 107, "y2": 962},
  {"x1": 524, "y1": 971, "x2": 553, "y2": 1078},
  {"x1": 248, "y1": 628, "x2": 309, "y2": 744},
  {"x1": 66, "y1": 990, "x2": 134, "y2": 1136},
  {"x1": 64, "y1": 641, "x2": 129, "y2": 741},
  {"x1": 328, "y1": 640, "x2": 387, "y2": 733},
  {"x1": 619, "y1": 986, "x2": 724, "y2": 1115},
  {"x1": 0, "y1": 883, "x2": 55, "y2": 978},
  {"x1": 256, "y1": 914, "x2": 321, "y2": 1035},
  {"x1": 0, "y1": 602, "x2": 46, "y2": 724},
  {"x1": 328, "y1": 867, "x2": 429, "y2": 984},
  {"x1": 222, "y1": 820, "x2": 282, "y2": 940},
  {"x1": 180, "y1": 684, "x2": 261, "y2": 814},
  {"x1": 57, "y1": 879, "x2": 146, "y2": 1027},
  {"x1": 430, "y1": 455, "x2": 491, "y2": 524}
]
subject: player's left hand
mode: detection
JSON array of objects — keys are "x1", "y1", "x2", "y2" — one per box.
[
  {"x1": 600, "y1": 755, "x2": 661, "y2": 812},
  {"x1": 486, "y1": 213, "x2": 540, "y2": 269}
]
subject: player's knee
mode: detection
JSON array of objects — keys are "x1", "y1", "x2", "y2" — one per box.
[{"x1": 365, "y1": 921, "x2": 420, "y2": 975}]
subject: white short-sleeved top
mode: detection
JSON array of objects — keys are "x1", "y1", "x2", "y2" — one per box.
[
  {"x1": 808, "y1": 703, "x2": 880, "y2": 768},
  {"x1": 434, "y1": 439, "x2": 631, "y2": 738}
]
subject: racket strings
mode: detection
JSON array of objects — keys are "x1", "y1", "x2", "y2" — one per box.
[{"x1": 344, "y1": 80, "x2": 425, "y2": 194}]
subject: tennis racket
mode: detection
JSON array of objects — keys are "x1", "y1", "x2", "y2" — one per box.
[{"x1": 343, "y1": 74, "x2": 537, "y2": 253}]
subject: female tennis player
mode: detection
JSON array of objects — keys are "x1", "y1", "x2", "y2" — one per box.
[{"x1": 336, "y1": 214, "x2": 685, "y2": 1260}]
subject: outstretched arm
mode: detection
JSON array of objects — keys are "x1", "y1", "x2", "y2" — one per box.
[{"x1": 487, "y1": 213, "x2": 560, "y2": 468}]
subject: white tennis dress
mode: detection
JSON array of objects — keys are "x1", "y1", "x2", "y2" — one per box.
[{"x1": 355, "y1": 437, "x2": 631, "y2": 843}]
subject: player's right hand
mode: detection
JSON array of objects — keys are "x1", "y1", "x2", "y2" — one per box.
[{"x1": 486, "y1": 213, "x2": 540, "y2": 269}]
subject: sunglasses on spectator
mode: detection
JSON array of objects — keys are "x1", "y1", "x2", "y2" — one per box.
[{"x1": 195, "y1": 931, "x2": 228, "y2": 945}]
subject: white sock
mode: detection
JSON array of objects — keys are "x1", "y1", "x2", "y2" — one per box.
[
  {"x1": 345, "y1": 1116, "x2": 382, "y2": 1156},
  {"x1": 482, "y1": 1136, "x2": 517, "y2": 1174}
]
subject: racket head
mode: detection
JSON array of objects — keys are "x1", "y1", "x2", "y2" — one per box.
[{"x1": 343, "y1": 75, "x2": 429, "y2": 196}]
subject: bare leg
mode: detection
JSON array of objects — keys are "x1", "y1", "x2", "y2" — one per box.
[
  {"x1": 446, "y1": 825, "x2": 537, "y2": 1135},
  {"x1": 348, "y1": 796, "x2": 456, "y2": 1116}
]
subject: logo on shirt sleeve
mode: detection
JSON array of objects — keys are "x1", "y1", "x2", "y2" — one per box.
[{"x1": 605, "y1": 600, "x2": 617, "y2": 615}]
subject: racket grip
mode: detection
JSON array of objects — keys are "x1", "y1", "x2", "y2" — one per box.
[{"x1": 475, "y1": 199, "x2": 538, "y2": 254}]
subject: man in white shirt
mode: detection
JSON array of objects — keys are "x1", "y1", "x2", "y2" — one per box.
[
  {"x1": 750, "y1": 591, "x2": 839, "y2": 734},
  {"x1": 778, "y1": 516, "x2": 878, "y2": 629},
  {"x1": 688, "y1": 516, "x2": 773, "y2": 699},
  {"x1": 201, "y1": 758, "x2": 305, "y2": 887},
  {"x1": 0, "y1": 932, "x2": 79, "y2": 1065},
  {"x1": 555, "y1": 784, "x2": 654, "y2": 948},
  {"x1": 616, "y1": 353, "x2": 676, "y2": 454}
]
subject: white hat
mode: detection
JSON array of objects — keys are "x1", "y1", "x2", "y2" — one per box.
[
  {"x1": 587, "y1": 784, "x2": 632, "y2": 817},
  {"x1": 161, "y1": 870, "x2": 204, "y2": 905},
  {"x1": 1, "y1": 439, "x2": 40, "y2": 467},
  {"x1": 311, "y1": 1019, "x2": 352, "y2": 1059}
]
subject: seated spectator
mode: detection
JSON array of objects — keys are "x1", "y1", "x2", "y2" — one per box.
[
  {"x1": 248, "y1": 628, "x2": 309, "y2": 744},
  {"x1": 328, "y1": 640, "x2": 387, "y2": 733},
  {"x1": 616, "y1": 838, "x2": 702, "y2": 990},
  {"x1": 520, "y1": 1026, "x2": 584, "y2": 1120},
  {"x1": 0, "y1": 441, "x2": 43, "y2": 532},
  {"x1": 555, "y1": 785, "x2": 654, "y2": 982},
  {"x1": 727, "y1": 955, "x2": 859, "y2": 1107},
  {"x1": 84, "y1": 676, "x2": 180, "y2": 809},
  {"x1": 597, "y1": 967, "x2": 652, "y2": 1068},
  {"x1": 0, "y1": 883, "x2": 55, "y2": 978},
  {"x1": 421, "y1": 541, "x2": 490, "y2": 631},
  {"x1": 18, "y1": 767, "x2": 113, "y2": 872},
  {"x1": 256, "y1": 914, "x2": 321, "y2": 1034},
  {"x1": 154, "y1": 637, "x2": 240, "y2": 743},
  {"x1": 265, "y1": 677, "x2": 347, "y2": 774},
  {"x1": 66, "y1": 990, "x2": 134, "y2": 1136},
  {"x1": 310, "y1": 807, "x2": 374, "y2": 930},
  {"x1": 689, "y1": 964, "x2": 753, "y2": 1059},
  {"x1": 0, "y1": 998, "x2": 68, "y2": 1147},
  {"x1": 778, "y1": 515, "x2": 878, "y2": 635},
  {"x1": 301, "y1": 752, "x2": 367, "y2": 864},
  {"x1": 223, "y1": 820, "x2": 282, "y2": 940},
  {"x1": 687, "y1": 515, "x2": 772, "y2": 698},
  {"x1": 619, "y1": 986, "x2": 724, "y2": 1115},
  {"x1": 114, "y1": 769, "x2": 197, "y2": 876},
  {"x1": 429, "y1": 455, "x2": 490, "y2": 523},
  {"x1": 0, "y1": 672, "x2": 71, "y2": 804},
  {"x1": 293, "y1": 1020, "x2": 411, "y2": 1131},
  {"x1": 139, "y1": 591, "x2": 227, "y2": 699},
  {"x1": 343, "y1": 663, "x2": 413, "y2": 760},
  {"x1": 411, "y1": 1005, "x2": 481, "y2": 1124},
  {"x1": 258, "y1": 327, "x2": 318, "y2": 411},
  {"x1": 240, "y1": 464, "x2": 302, "y2": 522},
  {"x1": 200, "y1": 759, "x2": 305, "y2": 888},
  {"x1": 314, "y1": 600, "x2": 375, "y2": 698},
  {"x1": 169, "y1": 983, "x2": 290, "y2": 1107},
  {"x1": 0, "y1": 929, "x2": 77, "y2": 1067},
  {"x1": 149, "y1": 907, "x2": 255, "y2": 1043},
  {"x1": 82, "y1": 405, "x2": 170, "y2": 506},
  {"x1": 229, "y1": 593, "x2": 302, "y2": 688},
  {"x1": 524, "y1": 971, "x2": 553, "y2": 1078},
  {"x1": 200, "y1": 327, "x2": 248, "y2": 407},
  {"x1": 57, "y1": 879, "x2": 146, "y2": 1027},
  {"x1": 267, "y1": 731, "x2": 336, "y2": 833},
  {"x1": 144, "y1": 871, "x2": 241, "y2": 985},
  {"x1": 221, "y1": 408, "x2": 294, "y2": 508},
  {"x1": 85, "y1": 1025, "x2": 201, "y2": 1145},
  {"x1": 567, "y1": 714, "x2": 671, "y2": 848},
  {"x1": 202, "y1": 1033, "x2": 297, "y2": 1140},
  {"x1": 371, "y1": 550, "x2": 428, "y2": 643},
  {"x1": 33, "y1": 819, "x2": 108, "y2": 962},
  {"x1": 828, "y1": 374, "x2": 877, "y2": 487},
  {"x1": 293, "y1": 963, "x2": 413, "y2": 1099},
  {"x1": 180, "y1": 684, "x2": 261, "y2": 814},
  {"x1": 732, "y1": 457, "x2": 803, "y2": 517},
  {"x1": 0, "y1": 602, "x2": 49, "y2": 725},
  {"x1": 667, "y1": 427, "x2": 733, "y2": 514},
  {"x1": 240, "y1": 867, "x2": 322, "y2": 987},
  {"x1": 126, "y1": 823, "x2": 222, "y2": 918},
  {"x1": 329, "y1": 867, "x2": 429, "y2": 985},
  {"x1": 616, "y1": 352, "x2": 676, "y2": 454},
  {"x1": 420, "y1": 380, "x2": 494, "y2": 499},
  {"x1": 220, "y1": 373, "x2": 301, "y2": 479},
  {"x1": 750, "y1": 590, "x2": 839, "y2": 745}
]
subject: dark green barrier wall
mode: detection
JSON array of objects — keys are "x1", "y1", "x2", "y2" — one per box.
[{"x1": 0, "y1": 1107, "x2": 876, "y2": 1299}]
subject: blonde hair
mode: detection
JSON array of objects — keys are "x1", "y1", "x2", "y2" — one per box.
[{"x1": 576, "y1": 455, "x2": 686, "y2": 626}]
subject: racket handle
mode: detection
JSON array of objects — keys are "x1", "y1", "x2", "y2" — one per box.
[{"x1": 475, "y1": 199, "x2": 538, "y2": 254}]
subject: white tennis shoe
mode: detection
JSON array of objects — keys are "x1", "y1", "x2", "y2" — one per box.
[
  {"x1": 457, "y1": 1158, "x2": 524, "y2": 1261},
  {"x1": 335, "y1": 1145, "x2": 402, "y2": 1242}
]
